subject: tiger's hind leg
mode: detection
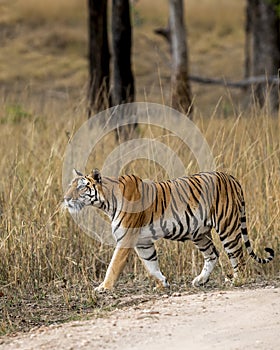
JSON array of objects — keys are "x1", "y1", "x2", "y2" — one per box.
[
  {"x1": 218, "y1": 225, "x2": 246, "y2": 285},
  {"x1": 135, "y1": 242, "x2": 169, "y2": 289},
  {"x1": 192, "y1": 230, "x2": 219, "y2": 287}
]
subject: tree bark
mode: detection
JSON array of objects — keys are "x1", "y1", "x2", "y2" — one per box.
[
  {"x1": 111, "y1": 0, "x2": 136, "y2": 142},
  {"x1": 112, "y1": 0, "x2": 135, "y2": 105},
  {"x1": 88, "y1": 0, "x2": 111, "y2": 117},
  {"x1": 169, "y1": 0, "x2": 192, "y2": 115},
  {"x1": 245, "y1": 0, "x2": 280, "y2": 111}
]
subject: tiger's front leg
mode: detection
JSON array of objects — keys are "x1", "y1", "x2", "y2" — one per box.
[
  {"x1": 135, "y1": 242, "x2": 169, "y2": 289},
  {"x1": 95, "y1": 246, "x2": 132, "y2": 292}
]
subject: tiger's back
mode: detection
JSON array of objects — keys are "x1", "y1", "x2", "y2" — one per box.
[{"x1": 111, "y1": 172, "x2": 244, "y2": 243}]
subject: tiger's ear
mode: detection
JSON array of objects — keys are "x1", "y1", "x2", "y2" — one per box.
[
  {"x1": 92, "y1": 168, "x2": 102, "y2": 184},
  {"x1": 73, "y1": 168, "x2": 83, "y2": 177}
]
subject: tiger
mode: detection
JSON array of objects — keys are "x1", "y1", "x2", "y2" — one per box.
[{"x1": 63, "y1": 169, "x2": 274, "y2": 291}]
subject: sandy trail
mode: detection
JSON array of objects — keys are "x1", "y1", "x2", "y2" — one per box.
[{"x1": 1, "y1": 287, "x2": 279, "y2": 350}]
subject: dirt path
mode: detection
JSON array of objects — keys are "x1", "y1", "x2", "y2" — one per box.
[{"x1": 1, "y1": 286, "x2": 279, "y2": 350}]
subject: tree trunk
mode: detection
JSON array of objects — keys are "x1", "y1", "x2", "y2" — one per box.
[
  {"x1": 88, "y1": 0, "x2": 111, "y2": 117},
  {"x1": 112, "y1": 0, "x2": 135, "y2": 105},
  {"x1": 112, "y1": 0, "x2": 136, "y2": 142},
  {"x1": 245, "y1": 0, "x2": 280, "y2": 111},
  {"x1": 169, "y1": 0, "x2": 192, "y2": 115}
]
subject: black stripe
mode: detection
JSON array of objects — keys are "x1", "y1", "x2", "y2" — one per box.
[{"x1": 145, "y1": 250, "x2": 157, "y2": 261}]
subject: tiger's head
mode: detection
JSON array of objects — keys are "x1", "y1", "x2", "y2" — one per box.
[{"x1": 64, "y1": 168, "x2": 105, "y2": 214}]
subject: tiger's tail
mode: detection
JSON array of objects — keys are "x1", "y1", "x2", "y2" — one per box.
[{"x1": 241, "y1": 200, "x2": 274, "y2": 264}]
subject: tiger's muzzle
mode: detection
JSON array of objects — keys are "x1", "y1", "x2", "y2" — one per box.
[{"x1": 63, "y1": 196, "x2": 85, "y2": 214}]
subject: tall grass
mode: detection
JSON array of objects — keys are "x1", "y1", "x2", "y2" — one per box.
[
  {"x1": 144, "y1": 106, "x2": 280, "y2": 284},
  {"x1": 0, "y1": 94, "x2": 279, "y2": 296}
]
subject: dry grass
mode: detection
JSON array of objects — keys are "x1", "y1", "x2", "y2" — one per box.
[
  {"x1": 1, "y1": 94, "x2": 279, "y2": 335},
  {"x1": 0, "y1": 0, "x2": 279, "y2": 337}
]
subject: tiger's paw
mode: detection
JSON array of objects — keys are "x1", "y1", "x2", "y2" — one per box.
[
  {"x1": 153, "y1": 279, "x2": 170, "y2": 291},
  {"x1": 94, "y1": 282, "x2": 113, "y2": 293},
  {"x1": 192, "y1": 275, "x2": 209, "y2": 288}
]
